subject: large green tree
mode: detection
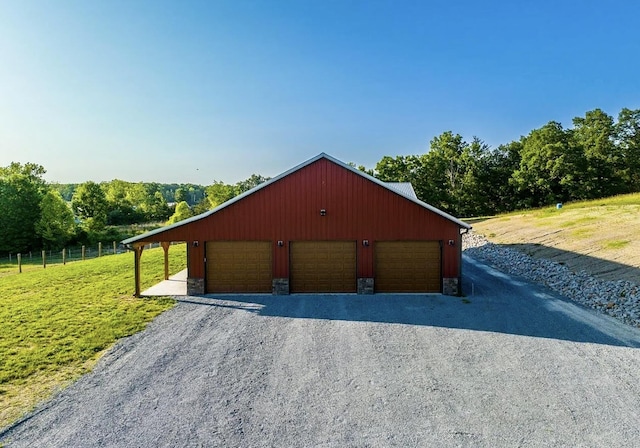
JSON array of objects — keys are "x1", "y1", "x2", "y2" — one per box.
[
  {"x1": 416, "y1": 132, "x2": 492, "y2": 216},
  {"x1": 510, "y1": 121, "x2": 585, "y2": 207},
  {"x1": 455, "y1": 137, "x2": 492, "y2": 217},
  {"x1": 572, "y1": 108, "x2": 622, "y2": 198},
  {"x1": 373, "y1": 133, "x2": 492, "y2": 216},
  {"x1": 36, "y1": 190, "x2": 76, "y2": 250},
  {"x1": 167, "y1": 201, "x2": 193, "y2": 224},
  {"x1": 102, "y1": 180, "x2": 156, "y2": 225},
  {"x1": 103, "y1": 179, "x2": 140, "y2": 225},
  {"x1": 235, "y1": 174, "x2": 270, "y2": 194},
  {"x1": 375, "y1": 155, "x2": 421, "y2": 185},
  {"x1": 205, "y1": 182, "x2": 238, "y2": 209},
  {"x1": 145, "y1": 191, "x2": 172, "y2": 221},
  {"x1": 479, "y1": 141, "x2": 522, "y2": 213},
  {"x1": 0, "y1": 163, "x2": 47, "y2": 253},
  {"x1": 616, "y1": 108, "x2": 640, "y2": 192},
  {"x1": 174, "y1": 187, "x2": 188, "y2": 203},
  {"x1": 201, "y1": 174, "x2": 271, "y2": 212},
  {"x1": 71, "y1": 181, "x2": 108, "y2": 231}
]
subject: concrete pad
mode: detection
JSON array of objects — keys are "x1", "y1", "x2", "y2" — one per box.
[{"x1": 142, "y1": 269, "x2": 187, "y2": 296}]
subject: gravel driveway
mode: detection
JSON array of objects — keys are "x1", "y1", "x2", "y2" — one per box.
[{"x1": 3, "y1": 255, "x2": 640, "y2": 447}]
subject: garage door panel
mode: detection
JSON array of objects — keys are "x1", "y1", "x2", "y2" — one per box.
[
  {"x1": 290, "y1": 241, "x2": 356, "y2": 293},
  {"x1": 375, "y1": 241, "x2": 441, "y2": 293},
  {"x1": 206, "y1": 241, "x2": 272, "y2": 293}
]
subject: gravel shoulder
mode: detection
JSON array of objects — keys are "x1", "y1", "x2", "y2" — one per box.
[{"x1": 3, "y1": 257, "x2": 640, "y2": 447}]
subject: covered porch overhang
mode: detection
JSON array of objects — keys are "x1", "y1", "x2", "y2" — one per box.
[{"x1": 124, "y1": 239, "x2": 187, "y2": 297}]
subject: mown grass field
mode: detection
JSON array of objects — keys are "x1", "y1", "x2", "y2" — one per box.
[
  {"x1": 471, "y1": 193, "x2": 640, "y2": 282},
  {"x1": 0, "y1": 244, "x2": 186, "y2": 429}
]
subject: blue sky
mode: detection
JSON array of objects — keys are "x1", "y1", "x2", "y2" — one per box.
[{"x1": 1, "y1": 0, "x2": 639, "y2": 185}]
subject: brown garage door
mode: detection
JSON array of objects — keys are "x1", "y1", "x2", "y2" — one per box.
[
  {"x1": 375, "y1": 241, "x2": 441, "y2": 293},
  {"x1": 206, "y1": 241, "x2": 272, "y2": 293},
  {"x1": 290, "y1": 241, "x2": 356, "y2": 293}
]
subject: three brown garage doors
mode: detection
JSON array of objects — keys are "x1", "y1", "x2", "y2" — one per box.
[{"x1": 205, "y1": 240, "x2": 441, "y2": 293}]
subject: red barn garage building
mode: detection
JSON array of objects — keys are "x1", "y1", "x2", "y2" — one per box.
[{"x1": 123, "y1": 153, "x2": 471, "y2": 296}]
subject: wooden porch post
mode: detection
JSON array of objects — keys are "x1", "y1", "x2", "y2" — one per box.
[
  {"x1": 134, "y1": 243, "x2": 145, "y2": 297},
  {"x1": 161, "y1": 242, "x2": 170, "y2": 280}
]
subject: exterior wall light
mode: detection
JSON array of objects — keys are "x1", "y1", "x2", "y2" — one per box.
[
  {"x1": 448, "y1": 240, "x2": 455, "y2": 246},
  {"x1": 277, "y1": 240, "x2": 284, "y2": 247},
  {"x1": 192, "y1": 241, "x2": 199, "y2": 247},
  {"x1": 320, "y1": 209, "x2": 326, "y2": 216},
  {"x1": 362, "y1": 240, "x2": 369, "y2": 246}
]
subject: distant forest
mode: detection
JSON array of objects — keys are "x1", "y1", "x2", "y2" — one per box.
[
  {"x1": 54, "y1": 182, "x2": 206, "y2": 206},
  {"x1": 1, "y1": 106, "x2": 638, "y2": 254}
]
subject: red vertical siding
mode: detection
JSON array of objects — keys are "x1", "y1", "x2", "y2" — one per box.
[{"x1": 155, "y1": 158, "x2": 464, "y2": 281}]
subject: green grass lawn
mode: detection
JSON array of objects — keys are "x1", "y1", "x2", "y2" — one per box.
[{"x1": 0, "y1": 244, "x2": 186, "y2": 428}]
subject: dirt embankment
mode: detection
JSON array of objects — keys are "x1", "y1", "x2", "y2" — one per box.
[{"x1": 470, "y1": 203, "x2": 640, "y2": 283}]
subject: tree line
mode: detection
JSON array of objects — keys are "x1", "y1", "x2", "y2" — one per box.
[
  {"x1": 0, "y1": 164, "x2": 176, "y2": 254},
  {"x1": 0, "y1": 164, "x2": 270, "y2": 255},
  {"x1": 55, "y1": 182, "x2": 206, "y2": 206},
  {"x1": 2, "y1": 106, "x2": 638, "y2": 254},
  {"x1": 373, "y1": 107, "x2": 640, "y2": 217}
]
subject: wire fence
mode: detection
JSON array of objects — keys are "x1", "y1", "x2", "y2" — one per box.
[{"x1": 1, "y1": 242, "x2": 168, "y2": 273}]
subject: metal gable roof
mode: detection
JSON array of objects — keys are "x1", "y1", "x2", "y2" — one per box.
[
  {"x1": 383, "y1": 182, "x2": 418, "y2": 199},
  {"x1": 122, "y1": 153, "x2": 471, "y2": 245}
]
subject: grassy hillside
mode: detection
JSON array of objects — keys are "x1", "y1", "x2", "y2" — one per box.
[
  {"x1": 0, "y1": 244, "x2": 186, "y2": 429},
  {"x1": 470, "y1": 193, "x2": 640, "y2": 282}
]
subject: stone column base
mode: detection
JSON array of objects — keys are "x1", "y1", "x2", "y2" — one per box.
[
  {"x1": 187, "y1": 277, "x2": 205, "y2": 295},
  {"x1": 272, "y1": 278, "x2": 289, "y2": 295},
  {"x1": 357, "y1": 278, "x2": 374, "y2": 294},
  {"x1": 442, "y1": 278, "x2": 459, "y2": 296}
]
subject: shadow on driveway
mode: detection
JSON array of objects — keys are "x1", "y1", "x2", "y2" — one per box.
[{"x1": 176, "y1": 256, "x2": 640, "y2": 349}]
